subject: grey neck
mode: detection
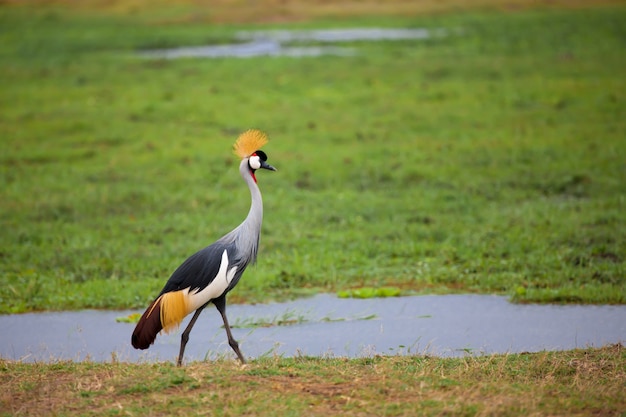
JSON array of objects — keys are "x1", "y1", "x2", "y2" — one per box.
[
  {"x1": 239, "y1": 157, "x2": 263, "y2": 230},
  {"x1": 218, "y1": 158, "x2": 263, "y2": 267}
]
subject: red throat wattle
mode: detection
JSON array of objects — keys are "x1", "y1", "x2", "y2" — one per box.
[{"x1": 251, "y1": 152, "x2": 258, "y2": 183}]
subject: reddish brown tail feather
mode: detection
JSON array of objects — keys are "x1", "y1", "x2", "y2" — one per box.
[{"x1": 131, "y1": 298, "x2": 163, "y2": 350}]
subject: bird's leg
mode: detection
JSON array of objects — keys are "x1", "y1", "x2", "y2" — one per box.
[
  {"x1": 177, "y1": 304, "x2": 206, "y2": 367},
  {"x1": 213, "y1": 296, "x2": 246, "y2": 364}
]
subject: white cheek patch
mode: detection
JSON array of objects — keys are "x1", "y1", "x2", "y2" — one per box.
[
  {"x1": 249, "y1": 155, "x2": 261, "y2": 170},
  {"x1": 187, "y1": 249, "x2": 235, "y2": 311}
]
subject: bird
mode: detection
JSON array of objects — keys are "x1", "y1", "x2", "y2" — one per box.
[{"x1": 131, "y1": 129, "x2": 276, "y2": 366}]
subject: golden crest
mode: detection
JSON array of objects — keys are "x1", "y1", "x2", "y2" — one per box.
[{"x1": 233, "y1": 129, "x2": 268, "y2": 158}]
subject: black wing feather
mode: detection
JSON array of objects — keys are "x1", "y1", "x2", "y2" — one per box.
[{"x1": 159, "y1": 241, "x2": 236, "y2": 296}]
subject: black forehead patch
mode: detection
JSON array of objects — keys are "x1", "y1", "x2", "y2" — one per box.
[{"x1": 254, "y1": 150, "x2": 268, "y2": 161}]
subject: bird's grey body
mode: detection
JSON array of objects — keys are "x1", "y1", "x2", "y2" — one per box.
[
  {"x1": 159, "y1": 159, "x2": 263, "y2": 300},
  {"x1": 131, "y1": 131, "x2": 275, "y2": 366}
]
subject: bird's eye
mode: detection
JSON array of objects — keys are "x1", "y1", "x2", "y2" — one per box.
[{"x1": 249, "y1": 155, "x2": 261, "y2": 170}]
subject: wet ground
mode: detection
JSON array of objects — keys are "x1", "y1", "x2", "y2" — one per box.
[{"x1": 1, "y1": 294, "x2": 624, "y2": 363}]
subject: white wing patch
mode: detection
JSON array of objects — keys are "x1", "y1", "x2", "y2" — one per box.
[{"x1": 187, "y1": 249, "x2": 237, "y2": 312}]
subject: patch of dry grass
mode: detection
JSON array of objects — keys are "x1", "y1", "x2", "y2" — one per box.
[
  {"x1": 1, "y1": 344, "x2": 624, "y2": 416},
  {"x1": 2, "y1": 0, "x2": 625, "y2": 23}
]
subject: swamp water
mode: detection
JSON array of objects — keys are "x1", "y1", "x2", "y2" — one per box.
[
  {"x1": 1, "y1": 294, "x2": 624, "y2": 363},
  {"x1": 138, "y1": 28, "x2": 447, "y2": 59}
]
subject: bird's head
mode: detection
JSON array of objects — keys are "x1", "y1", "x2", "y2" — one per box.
[{"x1": 233, "y1": 129, "x2": 277, "y2": 182}]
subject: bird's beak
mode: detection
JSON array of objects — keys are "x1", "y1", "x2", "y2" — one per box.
[{"x1": 260, "y1": 160, "x2": 277, "y2": 171}]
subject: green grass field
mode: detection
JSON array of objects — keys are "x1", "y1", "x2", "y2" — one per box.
[
  {"x1": 1, "y1": 2, "x2": 625, "y2": 314},
  {"x1": 1, "y1": 3, "x2": 625, "y2": 416}
]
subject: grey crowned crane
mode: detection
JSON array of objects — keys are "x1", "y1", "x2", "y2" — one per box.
[{"x1": 131, "y1": 129, "x2": 276, "y2": 366}]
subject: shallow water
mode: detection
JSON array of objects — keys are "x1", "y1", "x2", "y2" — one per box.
[
  {"x1": 139, "y1": 28, "x2": 444, "y2": 59},
  {"x1": 1, "y1": 294, "x2": 624, "y2": 363},
  {"x1": 233, "y1": 28, "x2": 441, "y2": 43},
  {"x1": 139, "y1": 40, "x2": 356, "y2": 59}
]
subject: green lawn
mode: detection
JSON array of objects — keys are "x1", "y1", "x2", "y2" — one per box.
[{"x1": 1, "y1": 3, "x2": 625, "y2": 313}]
